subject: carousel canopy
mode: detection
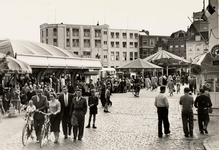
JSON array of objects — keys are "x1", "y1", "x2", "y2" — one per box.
[
  {"x1": 117, "y1": 58, "x2": 162, "y2": 69},
  {"x1": 0, "y1": 39, "x2": 102, "y2": 69},
  {"x1": 0, "y1": 52, "x2": 32, "y2": 74},
  {"x1": 144, "y1": 50, "x2": 190, "y2": 65}
]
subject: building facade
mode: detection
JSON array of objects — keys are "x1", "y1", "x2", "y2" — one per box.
[
  {"x1": 40, "y1": 23, "x2": 139, "y2": 68},
  {"x1": 167, "y1": 30, "x2": 187, "y2": 59},
  {"x1": 186, "y1": 10, "x2": 209, "y2": 63},
  {"x1": 139, "y1": 30, "x2": 169, "y2": 59}
]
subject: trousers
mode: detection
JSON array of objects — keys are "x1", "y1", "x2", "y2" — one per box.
[{"x1": 157, "y1": 107, "x2": 170, "y2": 136}]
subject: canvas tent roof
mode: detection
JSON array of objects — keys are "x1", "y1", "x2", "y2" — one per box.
[{"x1": 0, "y1": 39, "x2": 102, "y2": 69}]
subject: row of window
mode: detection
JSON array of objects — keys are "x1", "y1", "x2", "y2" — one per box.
[
  {"x1": 43, "y1": 28, "x2": 139, "y2": 39},
  {"x1": 110, "y1": 42, "x2": 138, "y2": 48},
  {"x1": 169, "y1": 45, "x2": 185, "y2": 48},
  {"x1": 111, "y1": 52, "x2": 138, "y2": 61}
]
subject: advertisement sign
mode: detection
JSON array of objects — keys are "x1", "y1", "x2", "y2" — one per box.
[{"x1": 210, "y1": 45, "x2": 219, "y2": 59}]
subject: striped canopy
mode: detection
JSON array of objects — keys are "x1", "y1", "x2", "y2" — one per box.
[
  {"x1": 144, "y1": 50, "x2": 190, "y2": 65},
  {"x1": 118, "y1": 58, "x2": 162, "y2": 69},
  {"x1": 0, "y1": 53, "x2": 32, "y2": 74}
]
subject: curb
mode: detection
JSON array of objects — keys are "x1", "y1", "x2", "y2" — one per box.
[{"x1": 203, "y1": 135, "x2": 219, "y2": 150}]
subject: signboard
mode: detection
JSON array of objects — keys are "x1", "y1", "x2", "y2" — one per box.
[
  {"x1": 213, "y1": 60, "x2": 219, "y2": 65},
  {"x1": 210, "y1": 45, "x2": 219, "y2": 59}
]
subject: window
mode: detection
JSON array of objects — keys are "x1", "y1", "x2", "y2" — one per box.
[
  {"x1": 134, "y1": 42, "x2": 138, "y2": 48},
  {"x1": 169, "y1": 45, "x2": 173, "y2": 49},
  {"x1": 84, "y1": 29, "x2": 90, "y2": 37},
  {"x1": 73, "y1": 39, "x2": 79, "y2": 47},
  {"x1": 111, "y1": 32, "x2": 114, "y2": 38},
  {"x1": 181, "y1": 45, "x2": 184, "y2": 48},
  {"x1": 95, "y1": 30, "x2": 101, "y2": 37},
  {"x1": 104, "y1": 55, "x2": 107, "y2": 62},
  {"x1": 84, "y1": 39, "x2": 90, "y2": 47},
  {"x1": 116, "y1": 42, "x2": 119, "y2": 48},
  {"x1": 123, "y1": 33, "x2": 127, "y2": 39},
  {"x1": 134, "y1": 33, "x2": 138, "y2": 39},
  {"x1": 83, "y1": 51, "x2": 91, "y2": 58},
  {"x1": 116, "y1": 32, "x2": 119, "y2": 38},
  {"x1": 66, "y1": 39, "x2": 70, "y2": 47},
  {"x1": 130, "y1": 52, "x2": 133, "y2": 61},
  {"x1": 46, "y1": 39, "x2": 48, "y2": 44},
  {"x1": 46, "y1": 29, "x2": 48, "y2": 36},
  {"x1": 175, "y1": 45, "x2": 179, "y2": 48},
  {"x1": 111, "y1": 42, "x2": 114, "y2": 48},
  {"x1": 123, "y1": 42, "x2": 126, "y2": 48},
  {"x1": 53, "y1": 39, "x2": 57, "y2": 46},
  {"x1": 41, "y1": 30, "x2": 44, "y2": 40},
  {"x1": 111, "y1": 52, "x2": 114, "y2": 61},
  {"x1": 104, "y1": 41, "x2": 107, "y2": 45},
  {"x1": 104, "y1": 31, "x2": 107, "y2": 35},
  {"x1": 150, "y1": 39, "x2": 154, "y2": 46},
  {"x1": 130, "y1": 33, "x2": 133, "y2": 39},
  {"x1": 73, "y1": 28, "x2": 79, "y2": 36},
  {"x1": 134, "y1": 52, "x2": 138, "y2": 60},
  {"x1": 130, "y1": 42, "x2": 133, "y2": 48},
  {"x1": 53, "y1": 28, "x2": 57, "y2": 36},
  {"x1": 66, "y1": 28, "x2": 70, "y2": 37},
  {"x1": 111, "y1": 66, "x2": 114, "y2": 68},
  {"x1": 95, "y1": 40, "x2": 101, "y2": 48},
  {"x1": 74, "y1": 51, "x2": 79, "y2": 55},
  {"x1": 116, "y1": 52, "x2": 119, "y2": 61},
  {"x1": 196, "y1": 45, "x2": 200, "y2": 51},
  {"x1": 195, "y1": 35, "x2": 201, "y2": 41},
  {"x1": 123, "y1": 52, "x2": 127, "y2": 61},
  {"x1": 143, "y1": 40, "x2": 147, "y2": 46}
]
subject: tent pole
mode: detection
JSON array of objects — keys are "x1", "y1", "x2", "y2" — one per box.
[{"x1": 167, "y1": 66, "x2": 168, "y2": 76}]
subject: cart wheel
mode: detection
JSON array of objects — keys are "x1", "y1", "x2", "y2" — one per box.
[{"x1": 22, "y1": 124, "x2": 29, "y2": 146}]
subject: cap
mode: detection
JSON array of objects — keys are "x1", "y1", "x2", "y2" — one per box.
[
  {"x1": 76, "y1": 88, "x2": 82, "y2": 92},
  {"x1": 91, "y1": 89, "x2": 96, "y2": 92}
]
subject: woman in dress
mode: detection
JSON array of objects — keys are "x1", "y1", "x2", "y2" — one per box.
[{"x1": 48, "y1": 93, "x2": 61, "y2": 143}]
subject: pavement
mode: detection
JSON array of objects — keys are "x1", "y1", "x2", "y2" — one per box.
[{"x1": 0, "y1": 85, "x2": 219, "y2": 150}]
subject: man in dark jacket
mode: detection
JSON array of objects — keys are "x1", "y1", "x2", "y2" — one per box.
[
  {"x1": 194, "y1": 89, "x2": 212, "y2": 134},
  {"x1": 32, "y1": 89, "x2": 48, "y2": 141}
]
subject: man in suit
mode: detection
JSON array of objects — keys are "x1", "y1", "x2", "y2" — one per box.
[
  {"x1": 59, "y1": 85, "x2": 73, "y2": 139},
  {"x1": 32, "y1": 89, "x2": 48, "y2": 141}
]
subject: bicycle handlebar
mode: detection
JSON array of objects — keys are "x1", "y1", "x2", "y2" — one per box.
[{"x1": 36, "y1": 111, "x2": 52, "y2": 116}]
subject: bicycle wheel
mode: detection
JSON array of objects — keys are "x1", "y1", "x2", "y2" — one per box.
[
  {"x1": 45, "y1": 123, "x2": 51, "y2": 141},
  {"x1": 40, "y1": 125, "x2": 45, "y2": 148},
  {"x1": 22, "y1": 124, "x2": 29, "y2": 146}
]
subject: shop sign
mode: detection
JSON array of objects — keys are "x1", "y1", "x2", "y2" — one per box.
[
  {"x1": 210, "y1": 45, "x2": 219, "y2": 59},
  {"x1": 212, "y1": 60, "x2": 219, "y2": 65}
]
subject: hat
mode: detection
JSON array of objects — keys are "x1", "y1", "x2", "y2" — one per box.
[
  {"x1": 76, "y1": 88, "x2": 82, "y2": 92},
  {"x1": 91, "y1": 89, "x2": 96, "y2": 92}
]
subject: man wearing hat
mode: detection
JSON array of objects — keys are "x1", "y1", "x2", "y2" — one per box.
[
  {"x1": 70, "y1": 88, "x2": 87, "y2": 140},
  {"x1": 86, "y1": 89, "x2": 98, "y2": 128}
]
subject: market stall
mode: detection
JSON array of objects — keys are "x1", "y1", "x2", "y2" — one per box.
[{"x1": 195, "y1": 51, "x2": 219, "y2": 108}]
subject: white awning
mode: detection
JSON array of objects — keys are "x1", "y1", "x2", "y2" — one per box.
[{"x1": 17, "y1": 54, "x2": 102, "y2": 69}]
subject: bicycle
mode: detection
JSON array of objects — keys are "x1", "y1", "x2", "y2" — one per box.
[
  {"x1": 22, "y1": 112, "x2": 34, "y2": 146},
  {"x1": 38, "y1": 111, "x2": 51, "y2": 148}
]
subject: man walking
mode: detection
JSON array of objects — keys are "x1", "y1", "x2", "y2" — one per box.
[
  {"x1": 154, "y1": 86, "x2": 170, "y2": 138},
  {"x1": 32, "y1": 89, "x2": 48, "y2": 141},
  {"x1": 195, "y1": 89, "x2": 212, "y2": 134},
  {"x1": 179, "y1": 87, "x2": 194, "y2": 137},
  {"x1": 59, "y1": 85, "x2": 73, "y2": 139}
]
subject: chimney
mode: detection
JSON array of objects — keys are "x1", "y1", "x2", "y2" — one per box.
[{"x1": 97, "y1": 21, "x2": 99, "y2": 26}]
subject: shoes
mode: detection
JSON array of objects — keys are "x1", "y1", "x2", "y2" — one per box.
[
  {"x1": 204, "y1": 129, "x2": 208, "y2": 134},
  {"x1": 54, "y1": 140, "x2": 58, "y2": 143},
  {"x1": 158, "y1": 135, "x2": 162, "y2": 138},
  {"x1": 78, "y1": 137, "x2": 82, "y2": 141},
  {"x1": 64, "y1": 135, "x2": 68, "y2": 139},
  {"x1": 104, "y1": 110, "x2": 110, "y2": 113},
  {"x1": 200, "y1": 131, "x2": 204, "y2": 134},
  {"x1": 73, "y1": 137, "x2": 76, "y2": 140},
  {"x1": 93, "y1": 125, "x2": 97, "y2": 129},
  {"x1": 165, "y1": 131, "x2": 171, "y2": 135},
  {"x1": 86, "y1": 125, "x2": 90, "y2": 128},
  {"x1": 184, "y1": 135, "x2": 189, "y2": 138}
]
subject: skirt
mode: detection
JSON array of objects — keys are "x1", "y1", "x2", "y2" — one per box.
[{"x1": 50, "y1": 114, "x2": 61, "y2": 132}]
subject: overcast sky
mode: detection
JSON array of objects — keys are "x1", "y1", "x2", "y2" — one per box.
[{"x1": 0, "y1": 0, "x2": 206, "y2": 43}]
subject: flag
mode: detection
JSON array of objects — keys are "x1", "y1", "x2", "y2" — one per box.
[{"x1": 206, "y1": 2, "x2": 215, "y2": 15}]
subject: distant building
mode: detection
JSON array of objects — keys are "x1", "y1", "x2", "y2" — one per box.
[
  {"x1": 167, "y1": 30, "x2": 187, "y2": 59},
  {"x1": 139, "y1": 30, "x2": 169, "y2": 59},
  {"x1": 40, "y1": 23, "x2": 139, "y2": 68},
  {"x1": 186, "y1": 10, "x2": 209, "y2": 63}
]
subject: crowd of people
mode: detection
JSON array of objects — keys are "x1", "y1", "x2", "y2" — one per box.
[{"x1": 0, "y1": 71, "x2": 214, "y2": 144}]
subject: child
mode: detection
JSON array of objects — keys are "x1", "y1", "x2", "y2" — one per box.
[
  {"x1": 26, "y1": 100, "x2": 36, "y2": 138},
  {"x1": 86, "y1": 89, "x2": 99, "y2": 128}
]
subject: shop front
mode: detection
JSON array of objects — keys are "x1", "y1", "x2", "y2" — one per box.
[{"x1": 195, "y1": 51, "x2": 219, "y2": 108}]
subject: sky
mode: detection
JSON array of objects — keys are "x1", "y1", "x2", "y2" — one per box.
[{"x1": 0, "y1": 0, "x2": 207, "y2": 43}]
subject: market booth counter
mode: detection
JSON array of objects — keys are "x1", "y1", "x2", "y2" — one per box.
[{"x1": 194, "y1": 52, "x2": 219, "y2": 108}]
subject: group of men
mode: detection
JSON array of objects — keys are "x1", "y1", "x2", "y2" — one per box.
[{"x1": 155, "y1": 86, "x2": 212, "y2": 138}]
